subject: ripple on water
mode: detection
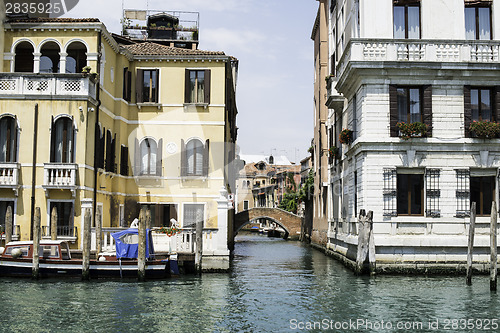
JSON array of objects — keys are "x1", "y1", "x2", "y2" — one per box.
[{"x1": 0, "y1": 234, "x2": 499, "y2": 332}]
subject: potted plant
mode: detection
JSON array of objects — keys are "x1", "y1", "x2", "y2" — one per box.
[
  {"x1": 396, "y1": 122, "x2": 429, "y2": 140},
  {"x1": 328, "y1": 146, "x2": 340, "y2": 159},
  {"x1": 469, "y1": 120, "x2": 500, "y2": 139},
  {"x1": 339, "y1": 129, "x2": 353, "y2": 144},
  {"x1": 81, "y1": 66, "x2": 91, "y2": 74}
]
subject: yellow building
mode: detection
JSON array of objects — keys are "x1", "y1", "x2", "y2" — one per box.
[{"x1": 0, "y1": 12, "x2": 238, "y2": 270}]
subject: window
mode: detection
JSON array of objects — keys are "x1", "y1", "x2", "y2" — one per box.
[
  {"x1": 65, "y1": 42, "x2": 87, "y2": 74},
  {"x1": 40, "y1": 42, "x2": 60, "y2": 73},
  {"x1": 243, "y1": 200, "x2": 249, "y2": 210},
  {"x1": 465, "y1": 5, "x2": 491, "y2": 40},
  {"x1": 123, "y1": 68, "x2": 132, "y2": 102},
  {"x1": 0, "y1": 116, "x2": 17, "y2": 162},
  {"x1": 393, "y1": 2, "x2": 420, "y2": 39},
  {"x1": 49, "y1": 202, "x2": 74, "y2": 237},
  {"x1": 137, "y1": 138, "x2": 163, "y2": 176},
  {"x1": 471, "y1": 88, "x2": 492, "y2": 121},
  {"x1": 120, "y1": 145, "x2": 129, "y2": 176},
  {"x1": 185, "y1": 69, "x2": 211, "y2": 104},
  {"x1": 96, "y1": 126, "x2": 105, "y2": 169},
  {"x1": 470, "y1": 176, "x2": 495, "y2": 216},
  {"x1": 383, "y1": 168, "x2": 397, "y2": 216},
  {"x1": 50, "y1": 116, "x2": 74, "y2": 163},
  {"x1": 14, "y1": 41, "x2": 34, "y2": 73},
  {"x1": 398, "y1": 87, "x2": 421, "y2": 123},
  {"x1": 183, "y1": 204, "x2": 204, "y2": 228},
  {"x1": 425, "y1": 169, "x2": 441, "y2": 217},
  {"x1": 181, "y1": 139, "x2": 209, "y2": 177},
  {"x1": 397, "y1": 173, "x2": 424, "y2": 216},
  {"x1": 456, "y1": 169, "x2": 471, "y2": 217},
  {"x1": 389, "y1": 85, "x2": 432, "y2": 137},
  {"x1": 136, "y1": 69, "x2": 159, "y2": 103},
  {"x1": 464, "y1": 86, "x2": 498, "y2": 137},
  {"x1": 105, "y1": 130, "x2": 116, "y2": 173}
]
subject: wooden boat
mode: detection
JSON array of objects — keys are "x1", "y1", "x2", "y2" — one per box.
[{"x1": 0, "y1": 228, "x2": 177, "y2": 279}]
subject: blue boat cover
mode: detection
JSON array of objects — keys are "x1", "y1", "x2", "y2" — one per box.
[{"x1": 111, "y1": 228, "x2": 155, "y2": 259}]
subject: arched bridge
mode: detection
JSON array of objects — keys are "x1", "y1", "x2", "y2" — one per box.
[{"x1": 234, "y1": 208, "x2": 302, "y2": 240}]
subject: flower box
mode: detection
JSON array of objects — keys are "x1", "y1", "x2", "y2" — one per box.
[
  {"x1": 339, "y1": 129, "x2": 353, "y2": 145},
  {"x1": 469, "y1": 120, "x2": 500, "y2": 139},
  {"x1": 397, "y1": 122, "x2": 428, "y2": 140}
]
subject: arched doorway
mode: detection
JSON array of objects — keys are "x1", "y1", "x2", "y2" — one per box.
[
  {"x1": 66, "y1": 41, "x2": 87, "y2": 73},
  {"x1": 40, "y1": 42, "x2": 61, "y2": 73},
  {"x1": 14, "y1": 41, "x2": 34, "y2": 72}
]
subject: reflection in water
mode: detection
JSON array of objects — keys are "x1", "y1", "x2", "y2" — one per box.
[{"x1": 0, "y1": 233, "x2": 499, "y2": 332}]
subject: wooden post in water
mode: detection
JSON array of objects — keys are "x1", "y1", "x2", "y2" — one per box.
[
  {"x1": 5, "y1": 205, "x2": 13, "y2": 244},
  {"x1": 467, "y1": 202, "x2": 477, "y2": 286},
  {"x1": 367, "y1": 211, "x2": 376, "y2": 275},
  {"x1": 50, "y1": 206, "x2": 58, "y2": 241},
  {"x1": 138, "y1": 207, "x2": 147, "y2": 281},
  {"x1": 82, "y1": 208, "x2": 91, "y2": 280},
  {"x1": 146, "y1": 209, "x2": 152, "y2": 230},
  {"x1": 96, "y1": 206, "x2": 102, "y2": 258},
  {"x1": 32, "y1": 207, "x2": 41, "y2": 279},
  {"x1": 356, "y1": 209, "x2": 369, "y2": 274},
  {"x1": 491, "y1": 201, "x2": 497, "y2": 292},
  {"x1": 195, "y1": 213, "x2": 203, "y2": 274}
]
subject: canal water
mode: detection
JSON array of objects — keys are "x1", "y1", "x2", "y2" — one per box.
[{"x1": 0, "y1": 233, "x2": 499, "y2": 332}]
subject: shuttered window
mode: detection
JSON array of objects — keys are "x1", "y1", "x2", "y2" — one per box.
[
  {"x1": 425, "y1": 169, "x2": 441, "y2": 217},
  {"x1": 105, "y1": 130, "x2": 116, "y2": 173},
  {"x1": 120, "y1": 145, "x2": 129, "y2": 176},
  {"x1": 123, "y1": 67, "x2": 132, "y2": 102},
  {"x1": 181, "y1": 139, "x2": 210, "y2": 177},
  {"x1": 456, "y1": 169, "x2": 470, "y2": 217},
  {"x1": 383, "y1": 168, "x2": 397, "y2": 216},
  {"x1": 136, "y1": 69, "x2": 159, "y2": 103},
  {"x1": 464, "y1": 86, "x2": 500, "y2": 137},
  {"x1": 185, "y1": 69, "x2": 211, "y2": 104},
  {"x1": 389, "y1": 85, "x2": 432, "y2": 137}
]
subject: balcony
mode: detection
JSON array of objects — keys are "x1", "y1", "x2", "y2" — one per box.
[
  {"x1": 337, "y1": 38, "x2": 500, "y2": 79},
  {"x1": 42, "y1": 225, "x2": 78, "y2": 242},
  {"x1": 0, "y1": 73, "x2": 97, "y2": 101},
  {"x1": 0, "y1": 225, "x2": 21, "y2": 242},
  {"x1": 43, "y1": 163, "x2": 78, "y2": 197},
  {"x1": 0, "y1": 163, "x2": 20, "y2": 195}
]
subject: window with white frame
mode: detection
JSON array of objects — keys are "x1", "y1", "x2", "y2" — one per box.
[
  {"x1": 183, "y1": 204, "x2": 204, "y2": 228},
  {"x1": 0, "y1": 115, "x2": 18, "y2": 163}
]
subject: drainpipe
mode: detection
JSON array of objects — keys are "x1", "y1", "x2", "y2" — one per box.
[
  {"x1": 92, "y1": 30, "x2": 102, "y2": 245},
  {"x1": 30, "y1": 104, "x2": 39, "y2": 240}
]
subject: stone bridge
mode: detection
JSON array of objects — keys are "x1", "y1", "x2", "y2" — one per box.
[{"x1": 234, "y1": 207, "x2": 302, "y2": 240}]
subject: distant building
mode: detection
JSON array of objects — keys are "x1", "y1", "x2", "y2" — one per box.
[{"x1": 235, "y1": 155, "x2": 300, "y2": 212}]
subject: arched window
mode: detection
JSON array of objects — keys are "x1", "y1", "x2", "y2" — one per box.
[
  {"x1": 14, "y1": 41, "x2": 34, "y2": 72},
  {"x1": 181, "y1": 139, "x2": 209, "y2": 177},
  {"x1": 40, "y1": 42, "x2": 61, "y2": 73},
  {"x1": 66, "y1": 42, "x2": 87, "y2": 73},
  {"x1": 0, "y1": 116, "x2": 18, "y2": 162},
  {"x1": 50, "y1": 117, "x2": 74, "y2": 163}
]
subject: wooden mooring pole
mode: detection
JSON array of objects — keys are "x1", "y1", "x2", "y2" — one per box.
[
  {"x1": 32, "y1": 207, "x2": 40, "y2": 280},
  {"x1": 195, "y1": 216, "x2": 203, "y2": 274},
  {"x1": 491, "y1": 201, "x2": 497, "y2": 292},
  {"x1": 50, "y1": 206, "x2": 58, "y2": 241},
  {"x1": 5, "y1": 205, "x2": 12, "y2": 245},
  {"x1": 356, "y1": 210, "x2": 375, "y2": 274},
  {"x1": 138, "y1": 207, "x2": 147, "y2": 281},
  {"x1": 466, "y1": 202, "x2": 476, "y2": 286},
  {"x1": 82, "y1": 208, "x2": 91, "y2": 280}
]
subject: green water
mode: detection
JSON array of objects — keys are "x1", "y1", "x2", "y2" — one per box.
[{"x1": 0, "y1": 234, "x2": 499, "y2": 332}]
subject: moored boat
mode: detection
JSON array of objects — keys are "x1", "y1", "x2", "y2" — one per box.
[{"x1": 0, "y1": 228, "x2": 175, "y2": 279}]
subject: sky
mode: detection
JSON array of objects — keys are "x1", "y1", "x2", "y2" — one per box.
[{"x1": 64, "y1": 0, "x2": 318, "y2": 164}]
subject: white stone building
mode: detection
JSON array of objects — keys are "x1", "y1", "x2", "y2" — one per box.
[{"x1": 325, "y1": 0, "x2": 500, "y2": 271}]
